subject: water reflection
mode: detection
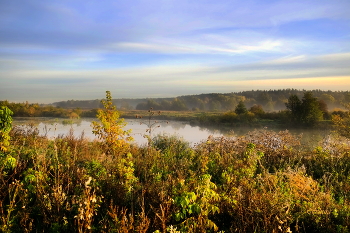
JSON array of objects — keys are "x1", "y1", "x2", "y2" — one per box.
[
  {"x1": 13, "y1": 117, "x2": 331, "y2": 146},
  {"x1": 13, "y1": 118, "x2": 223, "y2": 145}
]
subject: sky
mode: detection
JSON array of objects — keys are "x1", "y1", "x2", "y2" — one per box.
[{"x1": 0, "y1": 0, "x2": 349, "y2": 104}]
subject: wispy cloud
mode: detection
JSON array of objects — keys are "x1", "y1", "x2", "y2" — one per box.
[
  {"x1": 111, "y1": 39, "x2": 283, "y2": 55},
  {"x1": 0, "y1": 0, "x2": 349, "y2": 103},
  {"x1": 2, "y1": 52, "x2": 349, "y2": 103}
]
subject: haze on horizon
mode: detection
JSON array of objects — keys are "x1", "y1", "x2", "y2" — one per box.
[{"x1": 0, "y1": 0, "x2": 349, "y2": 104}]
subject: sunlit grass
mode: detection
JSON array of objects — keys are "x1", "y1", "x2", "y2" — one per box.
[{"x1": 1, "y1": 121, "x2": 350, "y2": 232}]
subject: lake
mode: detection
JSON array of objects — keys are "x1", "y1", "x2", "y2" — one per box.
[
  {"x1": 12, "y1": 117, "x2": 225, "y2": 146},
  {"x1": 12, "y1": 117, "x2": 331, "y2": 147}
]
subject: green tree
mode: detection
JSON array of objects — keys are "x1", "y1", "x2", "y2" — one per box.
[
  {"x1": 160, "y1": 99, "x2": 172, "y2": 110},
  {"x1": 171, "y1": 98, "x2": 188, "y2": 111},
  {"x1": 235, "y1": 101, "x2": 247, "y2": 115},
  {"x1": 285, "y1": 94, "x2": 302, "y2": 123},
  {"x1": 300, "y1": 92, "x2": 323, "y2": 126},
  {"x1": 285, "y1": 92, "x2": 323, "y2": 126},
  {"x1": 0, "y1": 106, "x2": 13, "y2": 152},
  {"x1": 136, "y1": 99, "x2": 162, "y2": 110},
  {"x1": 92, "y1": 91, "x2": 133, "y2": 156}
]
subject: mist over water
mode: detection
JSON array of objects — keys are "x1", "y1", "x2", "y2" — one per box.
[
  {"x1": 12, "y1": 118, "x2": 224, "y2": 146},
  {"x1": 13, "y1": 117, "x2": 331, "y2": 147}
]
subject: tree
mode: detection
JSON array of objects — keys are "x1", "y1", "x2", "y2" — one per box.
[
  {"x1": 160, "y1": 100, "x2": 172, "y2": 110},
  {"x1": 136, "y1": 99, "x2": 162, "y2": 110},
  {"x1": 300, "y1": 92, "x2": 323, "y2": 126},
  {"x1": 318, "y1": 100, "x2": 328, "y2": 114},
  {"x1": 285, "y1": 94, "x2": 302, "y2": 123},
  {"x1": 320, "y1": 93, "x2": 335, "y2": 105},
  {"x1": 250, "y1": 104, "x2": 265, "y2": 116},
  {"x1": 171, "y1": 98, "x2": 188, "y2": 111},
  {"x1": 285, "y1": 92, "x2": 323, "y2": 126},
  {"x1": 92, "y1": 91, "x2": 133, "y2": 156},
  {"x1": 257, "y1": 92, "x2": 273, "y2": 110},
  {"x1": 223, "y1": 95, "x2": 238, "y2": 111},
  {"x1": 235, "y1": 101, "x2": 248, "y2": 115},
  {"x1": 332, "y1": 98, "x2": 350, "y2": 138},
  {"x1": 208, "y1": 100, "x2": 221, "y2": 111},
  {"x1": 332, "y1": 113, "x2": 350, "y2": 138}
]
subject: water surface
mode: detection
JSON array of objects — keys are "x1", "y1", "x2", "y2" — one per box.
[
  {"x1": 13, "y1": 118, "x2": 224, "y2": 146},
  {"x1": 13, "y1": 117, "x2": 331, "y2": 147}
]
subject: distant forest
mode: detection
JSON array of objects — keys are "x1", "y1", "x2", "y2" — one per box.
[
  {"x1": 52, "y1": 89, "x2": 349, "y2": 112},
  {"x1": 1, "y1": 89, "x2": 350, "y2": 129}
]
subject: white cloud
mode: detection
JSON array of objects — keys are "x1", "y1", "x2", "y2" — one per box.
[
  {"x1": 264, "y1": 55, "x2": 307, "y2": 64},
  {"x1": 111, "y1": 38, "x2": 283, "y2": 55}
]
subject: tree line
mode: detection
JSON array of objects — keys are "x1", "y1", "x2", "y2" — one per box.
[
  {"x1": 50, "y1": 89, "x2": 349, "y2": 112},
  {"x1": 1, "y1": 89, "x2": 349, "y2": 128},
  {"x1": 0, "y1": 101, "x2": 95, "y2": 118}
]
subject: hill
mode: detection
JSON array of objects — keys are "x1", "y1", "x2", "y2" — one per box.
[{"x1": 52, "y1": 89, "x2": 349, "y2": 112}]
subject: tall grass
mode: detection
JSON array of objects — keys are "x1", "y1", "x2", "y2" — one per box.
[{"x1": 1, "y1": 122, "x2": 350, "y2": 232}]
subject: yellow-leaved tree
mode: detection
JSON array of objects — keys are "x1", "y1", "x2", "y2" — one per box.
[{"x1": 92, "y1": 91, "x2": 133, "y2": 156}]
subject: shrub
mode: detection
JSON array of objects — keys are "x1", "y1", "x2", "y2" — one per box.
[
  {"x1": 0, "y1": 106, "x2": 13, "y2": 152},
  {"x1": 92, "y1": 91, "x2": 133, "y2": 157}
]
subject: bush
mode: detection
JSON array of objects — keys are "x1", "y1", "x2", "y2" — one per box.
[{"x1": 2, "y1": 107, "x2": 350, "y2": 232}]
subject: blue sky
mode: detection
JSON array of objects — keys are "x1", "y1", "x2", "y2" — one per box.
[{"x1": 0, "y1": 0, "x2": 349, "y2": 103}]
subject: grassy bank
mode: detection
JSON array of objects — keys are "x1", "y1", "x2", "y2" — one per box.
[
  {"x1": 1, "y1": 122, "x2": 350, "y2": 232},
  {"x1": 121, "y1": 110, "x2": 334, "y2": 130}
]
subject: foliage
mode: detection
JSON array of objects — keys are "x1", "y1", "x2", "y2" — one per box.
[
  {"x1": 50, "y1": 89, "x2": 349, "y2": 112},
  {"x1": 286, "y1": 92, "x2": 324, "y2": 126},
  {"x1": 234, "y1": 101, "x2": 248, "y2": 115},
  {"x1": 2, "y1": 90, "x2": 349, "y2": 118},
  {"x1": 0, "y1": 106, "x2": 13, "y2": 152},
  {"x1": 173, "y1": 174, "x2": 220, "y2": 232},
  {"x1": 332, "y1": 96, "x2": 350, "y2": 138},
  {"x1": 285, "y1": 94, "x2": 302, "y2": 122},
  {"x1": 249, "y1": 104, "x2": 265, "y2": 116},
  {"x1": 0, "y1": 100, "x2": 82, "y2": 118},
  {"x1": 92, "y1": 91, "x2": 133, "y2": 156},
  {"x1": 332, "y1": 113, "x2": 350, "y2": 138},
  {"x1": 301, "y1": 92, "x2": 324, "y2": 125}
]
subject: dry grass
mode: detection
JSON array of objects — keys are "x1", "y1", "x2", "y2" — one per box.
[{"x1": 1, "y1": 124, "x2": 350, "y2": 232}]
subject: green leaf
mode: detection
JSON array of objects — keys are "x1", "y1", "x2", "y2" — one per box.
[
  {"x1": 187, "y1": 192, "x2": 197, "y2": 201},
  {"x1": 180, "y1": 197, "x2": 189, "y2": 208},
  {"x1": 5, "y1": 155, "x2": 16, "y2": 170},
  {"x1": 175, "y1": 212, "x2": 182, "y2": 221},
  {"x1": 187, "y1": 204, "x2": 193, "y2": 214},
  {"x1": 193, "y1": 204, "x2": 201, "y2": 214}
]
